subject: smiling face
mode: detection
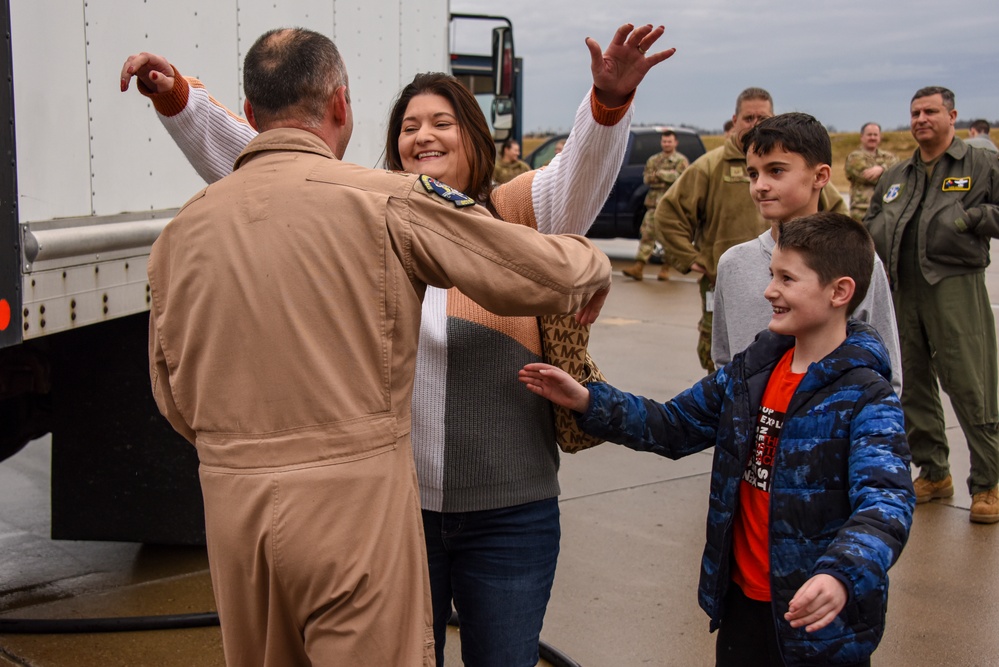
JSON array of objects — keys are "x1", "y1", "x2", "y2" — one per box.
[
  {"x1": 764, "y1": 245, "x2": 834, "y2": 339},
  {"x1": 397, "y1": 93, "x2": 470, "y2": 192},
  {"x1": 747, "y1": 147, "x2": 828, "y2": 225}
]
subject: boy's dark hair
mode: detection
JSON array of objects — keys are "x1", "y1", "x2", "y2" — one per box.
[
  {"x1": 970, "y1": 119, "x2": 991, "y2": 135},
  {"x1": 661, "y1": 129, "x2": 676, "y2": 138},
  {"x1": 743, "y1": 112, "x2": 832, "y2": 168},
  {"x1": 911, "y1": 86, "x2": 955, "y2": 110},
  {"x1": 777, "y1": 213, "x2": 874, "y2": 315}
]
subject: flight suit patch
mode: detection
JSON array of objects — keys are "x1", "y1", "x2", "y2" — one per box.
[
  {"x1": 420, "y1": 175, "x2": 475, "y2": 207},
  {"x1": 942, "y1": 177, "x2": 971, "y2": 192},
  {"x1": 883, "y1": 184, "x2": 902, "y2": 203}
]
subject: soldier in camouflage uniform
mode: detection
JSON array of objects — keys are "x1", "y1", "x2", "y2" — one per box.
[
  {"x1": 623, "y1": 129, "x2": 688, "y2": 280},
  {"x1": 493, "y1": 138, "x2": 531, "y2": 184},
  {"x1": 845, "y1": 122, "x2": 898, "y2": 221}
]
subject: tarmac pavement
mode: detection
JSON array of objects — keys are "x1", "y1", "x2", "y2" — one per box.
[{"x1": 1, "y1": 239, "x2": 998, "y2": 666}]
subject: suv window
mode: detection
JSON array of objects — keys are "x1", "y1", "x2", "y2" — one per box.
[
  {"x1": 527, "y1": 138, "x2": 562, "y2": 169},
  {"x1": 628, "y1": 133, "x2": 663, "y2": 166}
]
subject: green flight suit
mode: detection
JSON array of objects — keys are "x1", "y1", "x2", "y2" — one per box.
[{"x1": 866, "y1": 137, "x2": 999, "y2": 493}]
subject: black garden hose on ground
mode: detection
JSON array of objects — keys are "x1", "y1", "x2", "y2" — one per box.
[{"x1": 0, "y1": 610, "x2": 585, "y2": 666}]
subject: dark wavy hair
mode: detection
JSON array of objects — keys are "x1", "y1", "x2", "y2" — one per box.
[
  {"x1": 385, "y1": 73, "x2": 496, "y2": 203},
  {"x1": 743, "y1": 112, "x2": 832, "y2": 168}
]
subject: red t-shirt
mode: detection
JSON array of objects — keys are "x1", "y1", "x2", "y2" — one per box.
[{"x1": 731, "y1": 348, "x2": 804, "y2": 601}]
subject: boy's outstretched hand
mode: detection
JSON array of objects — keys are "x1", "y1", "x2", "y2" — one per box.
[
  {"x1": 519, "y1": 363, "x2": 591, "y2": 414},
  {"x1": 784, "y1": 574, "x2": 847, "y2": 633}
]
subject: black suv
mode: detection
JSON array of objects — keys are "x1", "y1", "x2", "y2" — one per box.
[{"x1": 525, "y1": 126, "x2": 706, "y2": 238}]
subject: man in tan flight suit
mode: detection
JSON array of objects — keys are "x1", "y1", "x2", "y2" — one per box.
[
  {"x1": 655, "y1": 87, "x2": 846, "y2": 372},
  {"x1": 146, "y1": 28, "x2": 611, "y2": 667}
]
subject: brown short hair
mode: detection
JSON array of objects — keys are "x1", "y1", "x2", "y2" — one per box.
[
  {"x1": 735, "y1": 87, "x2": 773, "y2": 115},
  {"x1": 777, "y1": 212, "x2": 874, "y2": 314},
  {"x1": 243, "y1": 28, "x2": 346, "y2": 129},
  {"x1": 385, "y1": 73, "x2": 496, "y2": 203}
]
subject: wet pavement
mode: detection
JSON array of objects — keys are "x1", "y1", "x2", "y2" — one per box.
[{"x1": 1, "y1": 240, "x2": 998, "y2": 666}]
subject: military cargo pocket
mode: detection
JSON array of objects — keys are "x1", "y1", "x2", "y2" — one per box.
[{"x1": 925, "y1": 201, "x2": 989, "y2": 268}]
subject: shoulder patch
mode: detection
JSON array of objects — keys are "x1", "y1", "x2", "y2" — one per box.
[
  {"x1": 942, "y1": 176, "x2": 971, "y2": 192},
  {"x1": 883, "y1": 184, "x2": 903, "y2": 203},
  {"x1": 419, "y1": 175, "x2": 475, "y2": 207}
]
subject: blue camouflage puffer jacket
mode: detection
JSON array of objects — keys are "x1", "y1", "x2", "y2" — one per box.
[{"x1": 578, "y1": 320, "x2": 914, "y2": 666}]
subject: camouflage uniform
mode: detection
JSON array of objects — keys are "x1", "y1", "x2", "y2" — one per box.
[
  {"x1": 635, "y1": 151, "x2": 688, "y2": 262},
  {"x1": 493, "y1": 159, "x2": 531, "y2": 185},
  {"x1": 845, "y1": 147, "x2": 898, "y2": 221}
]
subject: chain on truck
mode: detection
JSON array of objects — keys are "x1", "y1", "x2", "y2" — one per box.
[{"x1": 0, "y1": 1, "x2": 522, "y2": 545}]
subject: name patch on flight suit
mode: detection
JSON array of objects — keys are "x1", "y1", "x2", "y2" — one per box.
[
  {"x1": 883, "y1": 184, "x2": 902, "y2": 203},
  {"x1": 942, "y1": 177, "x2": 971, "y2": 192},
  {"x1": 420, "y1": 175, "x2": 475, "y2": 207}
]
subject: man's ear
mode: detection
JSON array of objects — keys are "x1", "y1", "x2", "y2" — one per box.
[
  {"x1": 814, "y1": 163, "x2": 832, "y2": 191},
  {"x1": 330, "y1": 86, "x2": 349, "y2": 127},
  {"x1": 829, "y1": 276, "x2": 855, "y2": 309},
  {"x1": 244, "y1": 99, "x2": 259, "y2": 131}
]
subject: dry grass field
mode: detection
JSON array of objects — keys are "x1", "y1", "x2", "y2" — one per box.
[{"x1": 525, "y1": 130, "x2": 978, "y2": 194}]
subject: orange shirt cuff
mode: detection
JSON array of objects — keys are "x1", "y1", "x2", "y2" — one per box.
[
  {"x1": 138, "y1": 66, "x2": 190, "y2": 118},
  {"x1": 590, "y1": 87, "x2": 635, "y2": 127}
]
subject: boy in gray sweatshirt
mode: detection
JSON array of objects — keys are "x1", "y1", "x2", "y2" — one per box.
[{"x1": 711, "y1": 112, "x2": 902, "y2": 395}]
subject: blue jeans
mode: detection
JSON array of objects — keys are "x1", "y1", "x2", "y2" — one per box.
[{"x1": 422, "y1": 498, "x2": 560, "y2": 667}]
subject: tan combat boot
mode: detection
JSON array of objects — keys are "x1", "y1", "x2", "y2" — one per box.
[
  {"x1": 913, "y1": 475, "x2": 954, "y2": 504},
  {"x1": 657, "y1": 267, "x2": 671, "y2": 281},
  {"x1": 970, "y1": 487, "x2": 999, "y2": 524},
  {"x1": 622, "y1": 261, "x2": 645, "y2": 281}
]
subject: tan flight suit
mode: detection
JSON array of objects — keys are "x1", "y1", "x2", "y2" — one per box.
[{"x1": 148, "y1": 128, "x2": 611, "y2": 667}]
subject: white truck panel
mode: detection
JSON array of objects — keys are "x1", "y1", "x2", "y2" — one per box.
[
  {"x1": 400, "y1": 1, "x2": 451, "y2": 80},
  {"x1": 11, "y1": 0, "x2": 453, "y2": 340},
  {"x1": 87, "y1": 1, "x2": 239, "y2": 218},
  {"x1": 10, "y1": 3, "x2": 92, "y2": 223},
  {"x1": 332, "y1": 2, "x2": 401, "y2": 168}
]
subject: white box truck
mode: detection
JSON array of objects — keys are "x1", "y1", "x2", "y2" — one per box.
[{"x1": 0, "y1": 0, "x2": 519, "y2": 543}]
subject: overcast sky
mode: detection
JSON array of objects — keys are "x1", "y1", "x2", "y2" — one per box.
[{"x1": 450, "y1": 0, "x2": 999, "y2": 135}]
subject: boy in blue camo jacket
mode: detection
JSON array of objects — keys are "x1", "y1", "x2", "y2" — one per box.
[{"x1": 520, "y1": 212, "x2": 915, "y2": 667}]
